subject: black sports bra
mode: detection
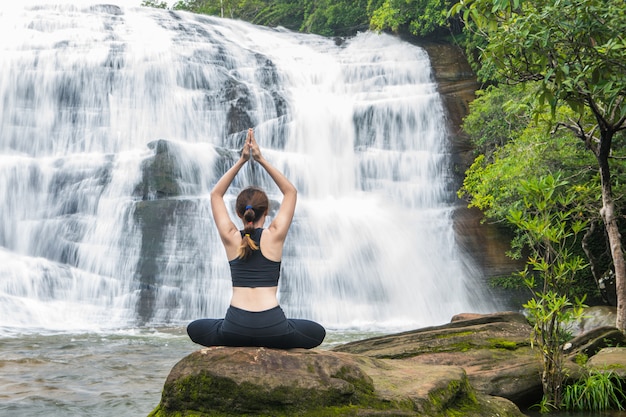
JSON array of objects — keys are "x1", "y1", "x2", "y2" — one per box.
[{"x1": 229, "y1": 228, "x2": 281, "y2": 288}]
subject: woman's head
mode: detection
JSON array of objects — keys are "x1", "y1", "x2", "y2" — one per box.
[
  {"x1": 235, "y1": 187, "x2": 269, "y2": 224},
  {"x1": 235, "y1": 187, "x2": 269, "y2": 258}
]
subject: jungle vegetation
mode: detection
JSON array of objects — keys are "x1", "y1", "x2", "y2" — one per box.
[
  {"x1": 451, "y1": 0, "x2": 626, "y2": 410},
  {"x1": 143, "y1": 0, "x2": 461, "y2": 38}
]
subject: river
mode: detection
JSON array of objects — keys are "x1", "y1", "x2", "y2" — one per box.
[{"x1": 0, "y1": 328, "x2": 379, "y2": 416}]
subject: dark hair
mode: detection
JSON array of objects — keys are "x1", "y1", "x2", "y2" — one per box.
[{"x1": 235, "y1": 187, "x2": 269, "y2": 259}]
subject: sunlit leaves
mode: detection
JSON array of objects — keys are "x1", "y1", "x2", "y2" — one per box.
[
  {"x1": 510, "y1": 173, "x2": 589, "y2": 408},
  {"x1": 450, "y1": 0, "x2": 626, "y2": 126},
  {"x1": 458, "y1": 84, "x2": 599, "y2": 224},
  {"x1": 370, "y1": 0, "x2": 458, "y2": 36}
]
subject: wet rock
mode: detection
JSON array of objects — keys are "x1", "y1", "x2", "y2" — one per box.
[
  {"x1": 419, "y1": 39, "x2": 524, "y2": 299},
  {"x1": 134, "y1": 139, "x2": 184, "y2": 199},
  {"x1": 149, "y1": 346, "x2": 525, "y2": 417},
  {"x1": 333, "y1": 311, "x2": 546, "y2": 407},
  {"x1": 587, "y1": 347, "x2": 626, "y2": 378},
  {"x1": 563, "y1": 305, "x2": 618, "y2": 336},
  {"x1": 419, "y1": 40, "x2": 479, "y2": 169},
  {"x1": 563, "y1": 326, "x2": 626, "y2": 359},
  {"x1": 133, "y1": 198, "x2": 200, "y2": 324},
  {"x1": 150, "y1": 312, "x2": 626, "y2": 416}
]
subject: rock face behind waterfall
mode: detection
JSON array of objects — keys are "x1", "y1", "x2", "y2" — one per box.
[{"x1": 132, "y1": 139, "x2": 216, "y2": 324}]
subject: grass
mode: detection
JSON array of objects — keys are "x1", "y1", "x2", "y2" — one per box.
[{"x1": 562, "y1": 369, "x2": 626, "y2": 412}]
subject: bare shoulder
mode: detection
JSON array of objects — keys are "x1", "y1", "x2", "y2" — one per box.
[
  {"x1": 259, "y1": 227, "x2": 283, "y2": 261},
  {"x1": 222, "y1": 229, "x2": 243, "y2": 260}
]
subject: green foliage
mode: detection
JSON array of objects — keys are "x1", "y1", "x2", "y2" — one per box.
[
  {"x1": 369, "y1": 0, "x2": 459, "y2": 36},
  {"x1": 450, "y1": 0, "x2": 626, "y2": 134},
  {"x1": 252, "y1": 1, "x2": 305, "y2": 31},
  {"x1": 508, "y1": 174, "x2": 589, "y2": 409},
  {"x1": 457, "y1": 83, "x2": 610, "y2": 305},
  {"x1": 172, "y1": 0, "x2": 371, "y2": 36},
  {"x1": 451, "y1": 0, "x2": 626, "y2": 335},
  {"x1": 562, "y1": 370, "x2": 626, "y2": 412},
  {"x1": 301, "y1": 0, "x2": 370, "y2": 36},
  {"x1": 461, "y1": 84, "x2": 531, "y2": 160},
  {"x1": 458, "y1": 96, "x2": 598, "y2": 226},
  {"x1": 573, "y1": 353, "x2": 588, "y2": 367},
  {"x1": 141, "y1": 0, "x2": 168, "y2": 8},
  {"x1": 171, "y1": 0, "x2": 459, "y2": 37}
]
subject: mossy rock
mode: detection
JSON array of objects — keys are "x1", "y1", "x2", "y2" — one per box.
[
  {"x1": 587, "y1": 347, "x2": 626, "y2": 378},
  {"x1": 332, "y1": 312, "x2": 546, "y2": 407},
  {"x1": 148, "y1": 347, "x2": 525, "y2": 417}
]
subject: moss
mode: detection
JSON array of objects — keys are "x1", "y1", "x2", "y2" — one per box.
[
  {"x1": 152, "y1": 399, "x2": 415, "y2": 416},
  {"x1": 424, "y1": 377, "x2": 481, "y2": 417},
  {"x1": 380, "y1": 341, "x2": 479, "y2": 359},
  {"x1": 156, "y1": 369, "x2": 415, "y2": 417},
  {"x1": 450, "y1": 342, "x2": 475, "y2": 352},
  {"x1": 331, "y1": 365, "x2": 375, "y2": 395},
  {"x1": 435, "y1": 331, "x2": 475, "y2": 339},
  {"x1": 150, "y1": 404, "x2": 402, "y2": 416},
  {"x1": 574, "y1": 353, "x2": 588, "y2": 366},
  {"x1": 151, "y1": 371, "x2": 508, "y2": 417},
  {"x1": 487, "y1": 338, "x2": 519, "y2": 350}
]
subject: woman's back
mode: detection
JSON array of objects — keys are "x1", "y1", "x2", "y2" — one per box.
[{"x1": 187, "y1": 128, "x2": 324, "y2": 349}]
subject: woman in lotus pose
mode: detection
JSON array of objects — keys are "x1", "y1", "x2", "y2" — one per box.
[{"x1": 187, "y1": 128, "x2": 326, "y2": 349}]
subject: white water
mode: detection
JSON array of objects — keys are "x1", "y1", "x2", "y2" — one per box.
[{"x1": 0, "y1": 2, "x2": 500, "y2": 337}]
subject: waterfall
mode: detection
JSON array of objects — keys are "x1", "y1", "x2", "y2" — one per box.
[{"x1": 0, "y1": 2, "x2": 499, "y2": 336}]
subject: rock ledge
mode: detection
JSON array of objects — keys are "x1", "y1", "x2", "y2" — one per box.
[{"x1": 149, "y1": 346, "x2": 524, "y2": 417}]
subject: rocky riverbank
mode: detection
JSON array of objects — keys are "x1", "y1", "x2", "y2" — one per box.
[{"x1": 149, "y1": 309, "x2": 626, "y2": 416}]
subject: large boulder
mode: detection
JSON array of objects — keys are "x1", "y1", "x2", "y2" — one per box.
[
  {"x1": 333, "y1": 312, "x2": 557, "y2": 407},
  {"x1": 149, "y1": 346, "x2": 525, "y2": 417},
  {"x1": 587, "y1": 347, "x2": 626, "y2": 378},
  {"x1": 149, "y1": 311, "x2": 626, "y2": 416},
  {"x1": 563, "y1": 325, "x2": 626, "y2": 360},
  {"x1": 563, "y1": 305, "x2": 618, "y2": 336}
]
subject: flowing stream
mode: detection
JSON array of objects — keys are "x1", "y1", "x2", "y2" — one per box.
[{"x1": 1, "y1": 1, "x2": 505, "y2": 415}]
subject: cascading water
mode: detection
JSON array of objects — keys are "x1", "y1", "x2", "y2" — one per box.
[{"x1": 0, "y1": 2, "x2": 500, "y2": 337}]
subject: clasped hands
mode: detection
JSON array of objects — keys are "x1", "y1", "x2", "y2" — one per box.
[{"x1": 241, "y1": 128, "x2": 263, "y2": 162}]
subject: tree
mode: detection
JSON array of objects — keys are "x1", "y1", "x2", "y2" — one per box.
[
  {"x1": 301, "y1": 0, "x2": 370, "y2": 36},
  {"x1": 172, "y1": 0, "x2": 371, "y2": 36},
  {"x1": 451, "y1": 0, "x2": 626, "y2": 332},
  {"x1": 172, "y1": 0, "x2": 268, "y2": 21},
  {"x1": 508, "y1": 174, "x2": 588, "y2": 410},
  {"x1": 459, "y1": 84, "x2": 618, "y2": 300},
  {"x1": 369, "y1": 0, "x2": 460, "y2": 36}
]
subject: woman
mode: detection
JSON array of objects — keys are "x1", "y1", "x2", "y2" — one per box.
[{"x1": 187, "y1": 128, "x2": 326, "y2": 349}]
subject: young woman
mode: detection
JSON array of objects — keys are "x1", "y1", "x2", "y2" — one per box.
[{"x1": 187, "y1": 128, "x2": 326, "y2": 349}]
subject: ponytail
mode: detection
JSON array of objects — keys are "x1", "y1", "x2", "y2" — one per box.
[
  {"x1": 238, "y1": 205, "x2": 259, "y2": 259},
  {"x1": 235, "y1": 187, "x2": 269, "y2": 259}
]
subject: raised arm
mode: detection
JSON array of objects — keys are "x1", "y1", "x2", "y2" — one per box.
[
  {"x1": 248, "y1": 129, "x2": 296, "y2": 243},
  {"x1": 210, "y1": 135, "x2": 250, "y2": 253}
]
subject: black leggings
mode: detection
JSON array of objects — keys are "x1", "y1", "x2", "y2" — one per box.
[{"x1": 187, "y1": 305, "x2": 326, "y2": 349}]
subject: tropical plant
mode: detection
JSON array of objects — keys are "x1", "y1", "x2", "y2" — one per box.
[{"x1": 507, "y1": 174, "x2": 588, "y2": 409}]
